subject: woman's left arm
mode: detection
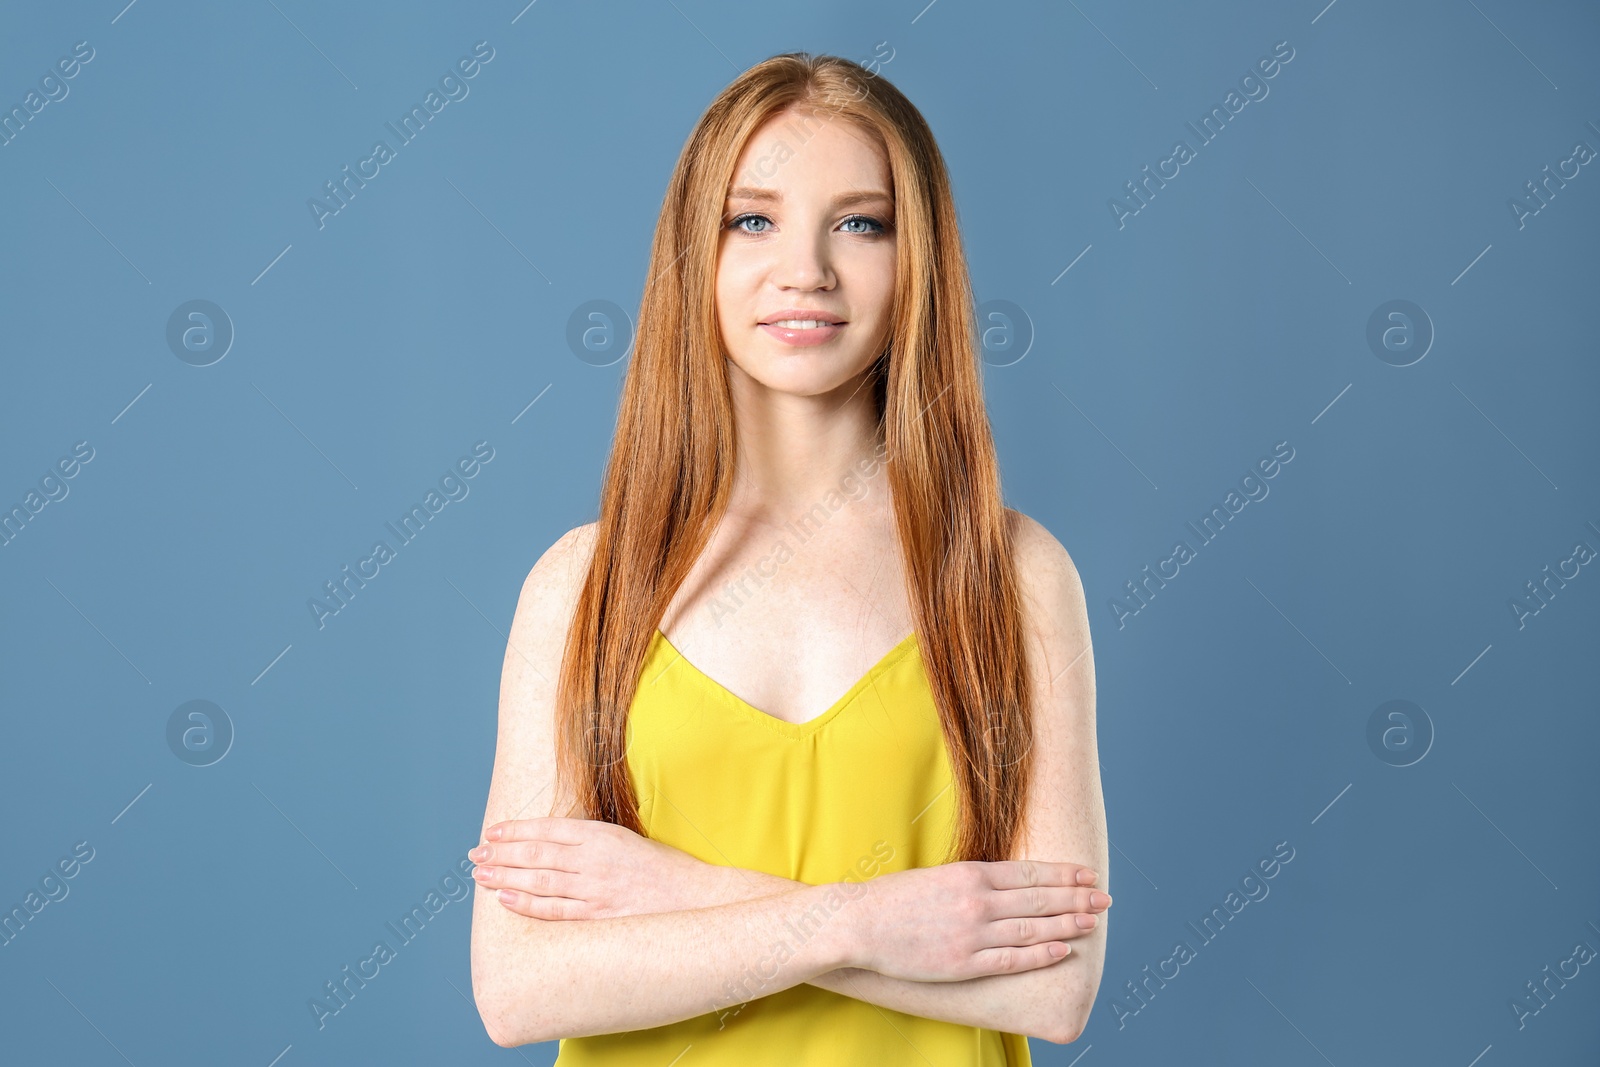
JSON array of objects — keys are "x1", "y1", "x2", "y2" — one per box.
[{"x1": 713, "y1": 518, "x2": 1108, "y2": 1042}]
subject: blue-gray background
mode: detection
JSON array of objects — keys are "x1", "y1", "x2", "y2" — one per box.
[{"x1": 2, "y1": 0, "x2": 1596, "y2": 1063}]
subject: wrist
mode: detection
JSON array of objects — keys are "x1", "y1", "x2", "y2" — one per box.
[
  {"x1": 665, "y1": 856, "x2": 721, "y2": 912},
  {"x1": 811, "y1": 878, "x2": 874, "y2": 972},
  {"x1": 692, "y1": 861, "x2": 814, "y2": 910}
]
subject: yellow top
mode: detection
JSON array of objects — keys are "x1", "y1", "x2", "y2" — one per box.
[{"x1": 555, "y1": 628, "x2": 1032, "y2": 1066}]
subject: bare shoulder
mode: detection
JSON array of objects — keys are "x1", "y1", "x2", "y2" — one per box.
[
  {"x1": 510, "y1": 520, "x2": 599, "y2": 652},
  {"x1": 488, "y1": 521, "x2": 600, "y2": 824},
  {"x1": 1005, "y1": 507, "x2": 1088, "y2": 648}
]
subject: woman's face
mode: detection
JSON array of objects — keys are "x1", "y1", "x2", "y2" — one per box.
[{"x1": 715, "y1": 105, "x2": 896, "y2": 398}]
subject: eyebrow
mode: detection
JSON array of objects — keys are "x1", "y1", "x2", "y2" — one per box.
[{"x1": 726, "y1": 187, "x2": 892, "y2": 208}]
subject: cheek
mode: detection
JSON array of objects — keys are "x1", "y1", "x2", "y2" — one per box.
[
  {"x1": 850, "y1": 244, "x2": 895, "y2": 302},
  {"x1": 714, "y1": 256, "x2": 758, "y2": 318},
  {"x1": 854, "y1": 269, "x2": 896, "y2": 326}
]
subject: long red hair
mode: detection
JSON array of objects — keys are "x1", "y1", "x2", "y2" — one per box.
[{"x1": 554, "y1": 51, "x2": 1034, "y2": 864}]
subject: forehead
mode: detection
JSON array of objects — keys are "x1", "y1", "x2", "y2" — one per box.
[{"x1": 727, "y1": 108, "x2": 892, "y2": 203}]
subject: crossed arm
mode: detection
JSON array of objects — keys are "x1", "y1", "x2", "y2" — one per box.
[
  {"x1": 680, "y1": 854, "x2": 1104, "y2": 1033},
  {"x1": 470, "y1": 819, "x2": 1109, "y2": 1040}
]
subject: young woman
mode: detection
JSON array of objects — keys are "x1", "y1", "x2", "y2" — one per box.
[{"x1": 468, "y1": 52, "x2": 1108, "y2": 1064}]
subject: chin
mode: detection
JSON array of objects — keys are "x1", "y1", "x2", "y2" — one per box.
[{"x1": 760, "y1": 364, "x2": 876, "y2": 399}]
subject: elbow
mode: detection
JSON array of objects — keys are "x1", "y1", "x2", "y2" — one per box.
[
  {"x1": 471, "y1": 913, "x2": 569, "y2": 1047},
  {"x1": 486, "y1": 1014, "x2": 521, "y2": 1050},
  {"x1": 1033, "y1": 974, "x2": 1099, "y2": 1045},
  {"x1": 475, "y1": 987, "x2": 543, "y2": 1049},
  {"x1": 1042, "y1": 1015, "x2": 1086, "y2": 1046},
  {"x1": 471, "y1": 959, "x2": 545, "y2": 1048},
  {"x1": 1033, "y1": 1006, "x2": 1087, "y2": 1046},
  {"x1": 472, "y1": 985, "x2": 518, "y2": 1048},
  {"x1": 484, "y1": 1018, "x2": 518, "y2": 1050}
]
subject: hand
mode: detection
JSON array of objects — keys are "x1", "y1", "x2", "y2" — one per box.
[
  {"x1": 838, "y1": 860, "x2": 1110, "y2": 982},
  {"x1": 469, "y1": 817, "x2": 710, "y2": 920}
]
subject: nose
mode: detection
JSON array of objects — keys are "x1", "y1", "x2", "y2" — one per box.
[{"x1": 775, "y1": 230, "x2": 836, "y2": 291}]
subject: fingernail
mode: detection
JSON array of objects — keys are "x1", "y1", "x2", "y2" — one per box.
[
  {"x1": 1077, "y1": 870, "x2": 1097, "y2": 884},
  {"x1": 1075, "y1": 914, "x2": 1097, "y2": 929},
  {"x1": 487, "y1": 827, "x2": 504, "y2": 840},
  {"x1": 497, "y1": 889, "x2": 516, "y2": 905},
  {"x1": 1091, "y1": 892, "x2": 1111, "y2": 909},
  {"x1": 469, "y1": 846, "x2": 488, "y2": 861},
  {"x1": 474, "y1": 866, "x2": 493, "y2": 880}
]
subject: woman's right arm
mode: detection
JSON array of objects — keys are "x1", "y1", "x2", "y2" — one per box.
[
  {"x1": 470, "y1": 526, "x2": 860, "y2": 1045},
  {"x1": 474, "y1": 867, "x2": 859, "y2": 1045}
]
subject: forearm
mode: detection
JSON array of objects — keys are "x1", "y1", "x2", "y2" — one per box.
[
  {"x1": 690, "y1": 863, "x2": 1081, "y2": 1039},
  {"x1": 471, "y1": 877, "x2": 855, "y2": 1046}
]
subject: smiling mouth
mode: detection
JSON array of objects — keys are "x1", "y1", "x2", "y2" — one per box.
[{"x1": 760, "y1": 319, "x2": 846, "y2": 329}]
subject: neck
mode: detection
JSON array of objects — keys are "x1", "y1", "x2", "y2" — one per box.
[{"x1": 724, "y1": 372, "x2": 888, "y2": 526}]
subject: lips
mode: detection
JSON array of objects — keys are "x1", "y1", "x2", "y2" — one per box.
[
  {"x1": 757, "y1": 318, "x2": 846, "y2": 347},
  {"x1": 758, "y1": 310, "x2": 846, "y2": 326}
]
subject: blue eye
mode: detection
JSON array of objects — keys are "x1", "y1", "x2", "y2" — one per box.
[
  {"x1": 840, "y1": 214, "x2": 888, "y2": 235},
  {"x1": 723, "y1": 212, "x2": 890, "y2": 236},
  {"x1": 727, "y1": 213, "x2": 772, "y2": 234}
]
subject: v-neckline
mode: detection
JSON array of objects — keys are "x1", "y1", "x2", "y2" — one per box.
[{"x1": 650, "y1": 628, "x2": 920, "y2": 736}]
